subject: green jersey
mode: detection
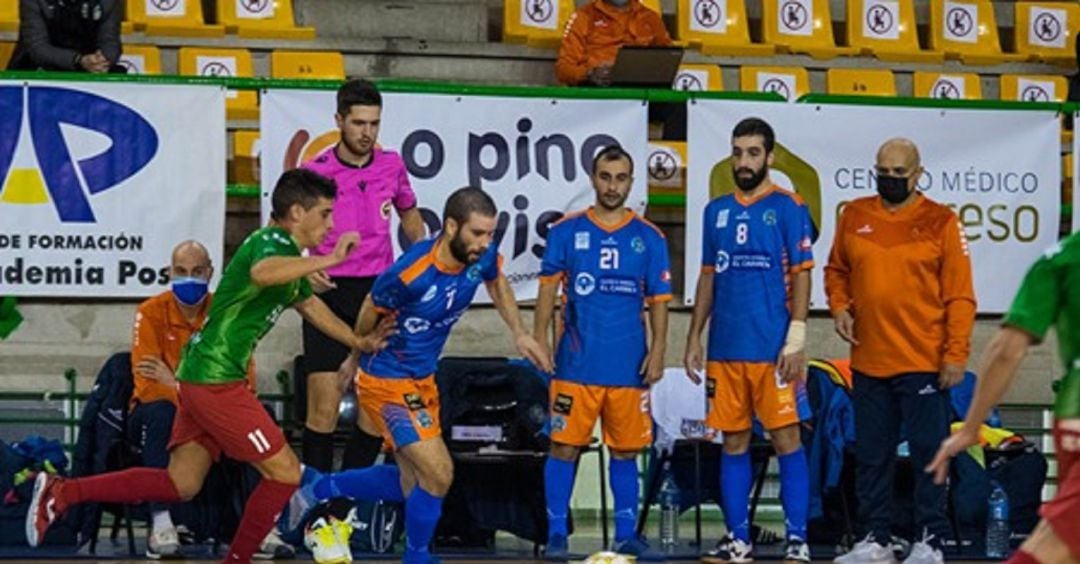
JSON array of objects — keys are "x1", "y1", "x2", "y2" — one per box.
[
  {"x1": 1003, "y1": 233, "x2": 1080, "y2": 419},
  {"x1": 176, "y1": 227, "x2": 313, "y2": 385}
]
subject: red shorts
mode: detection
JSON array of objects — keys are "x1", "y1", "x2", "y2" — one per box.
[
  {"x1": 168, "y1": 381, "x2": 286, "y2": 463},
  {"x1": 548, "y1": 380, "x2": 652, "y2": 451},
  {"x1": 705, "y1": 361, "x2": 799, "y2": 432},
  {"x1": 1041, "y1": 418, "x2": 1080, "y2": 557}
]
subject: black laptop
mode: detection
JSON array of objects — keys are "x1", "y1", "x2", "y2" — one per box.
[{"x1": 609, "y1": 46, "x2": 685, "y2": 88}]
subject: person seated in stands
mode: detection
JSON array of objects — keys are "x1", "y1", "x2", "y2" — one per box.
[
  {"x1": 8, "y1": 0, "x2": 122, "y2": 72},
  {"x1": 129, "y1": 240, "x2": 292, "y2": 559},
  {"x1": 555, "y1": 0, "x2": 671, "y2": 86}
]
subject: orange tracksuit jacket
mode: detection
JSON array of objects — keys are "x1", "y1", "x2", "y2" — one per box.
[
  {"x1": 130, "y1": 291, "x2": 255, "y2": 408},
  {"x1": 555, "y1": 0, "x2": 672, "y2": 86},
  {"x1": 824, "y1": 194, "x2": 976, "y2": 378}
]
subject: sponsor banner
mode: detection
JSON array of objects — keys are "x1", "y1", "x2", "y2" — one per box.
[
  {"x1": 0, "y1": 81, "x2": 226, "y2": 297},
  {"x1": 687, "y1": 100, "x2": 1060, "y2": 313},
  {"x1": 261, "y1": 90, "x2": 648, "y2": 301}
]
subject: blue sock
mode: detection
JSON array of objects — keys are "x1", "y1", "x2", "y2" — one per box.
[
  {"x1": 404, "y1": 486, "x2": 443, "y2": 558},
  {"x1": 609, "y1": 457, "x2": 639, "y2": 543},
  {"x1": 721, "y1": 451, "x2": 752, "y2": 543},
  {"x1": 312, "y1": 464, "x2": 404, "y2": 503},
  {"x1": 778, "y1": 448, "x2": 809, "y2": 542},
  {"x1": 544, "y1": 456, "x2": 575, "y2": 540}
]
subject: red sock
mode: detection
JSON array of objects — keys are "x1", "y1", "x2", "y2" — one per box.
[
  {"x1": 60, "y1": 468, "x2": 181, "y2": 511},
  {"x1": 223, "y1": 479, "x2": 296, "y2": 563},
  {"x1": 1006, "y1": 549, "x2": 1040, "y2": 564}
]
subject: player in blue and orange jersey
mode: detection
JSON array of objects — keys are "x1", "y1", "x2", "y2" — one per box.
[
  {"x1": 685, "y1": 118, "x2": 814, "y2": 563},
  {"x1": 534, "y1": 145, "x2": 672, "y2": 559},
  {"x1": 281, "y1": 187, "x2": 552, "y2": 564}
]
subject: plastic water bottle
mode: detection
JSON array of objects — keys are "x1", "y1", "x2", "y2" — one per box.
[
  {"x1": 986, "y1": 482, "x2": 1011, "y2": 558},
  {"x1": 659, "y1": 464, "x2": 680, "y2": 551}
]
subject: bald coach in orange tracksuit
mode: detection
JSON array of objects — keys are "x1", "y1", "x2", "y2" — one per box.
[
  {"x1": 826, "y1": 138, "x2": 975, "y2": 563},
  {"x1": 555, "y1": 0, "x2": 671, "y2": 86}
]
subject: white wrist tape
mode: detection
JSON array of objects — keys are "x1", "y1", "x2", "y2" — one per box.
[{"x1": 782, "y1": 320, "x2": 807, "y2": 356}]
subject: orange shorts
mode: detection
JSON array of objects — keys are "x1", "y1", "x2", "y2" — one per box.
[
  {"x1": 549, "y1": 380, "x2": 652, "y2": 452},
  {"x1": 356, "y1": 369, "x2": 441, "y2": 450},
  {"x1": 705, "y1": 361, "x2": 798, "y2": 432}
]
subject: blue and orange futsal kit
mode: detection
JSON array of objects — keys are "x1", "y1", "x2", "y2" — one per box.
[
  {"x1": 700, "y1": 186, "x2": 815, "y2": 432},
  {"x1": 540, "y1": 208, "x2": 672, "y2": 450},
  {"x1": 357, "y1": 237, "x2": 502, "y2": 449}
]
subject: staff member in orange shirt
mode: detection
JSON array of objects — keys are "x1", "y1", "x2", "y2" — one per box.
[
  {"x1": 825, "y1": 139, "x2": 975, "y2": 564},
  {"x1": 554, "y1": 0, "x2": 671, "y2": 86},
  {"x1": 129, "y1": 241, "x2": 289, "y2": 559}
]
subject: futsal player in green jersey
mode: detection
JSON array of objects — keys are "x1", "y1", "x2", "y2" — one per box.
[
  {"x1": 27, "y1": 169, "x2": 392, "y2": 563},
  {"x1": 928, "y1": 233, "x2": 1080, "y2": 563}
]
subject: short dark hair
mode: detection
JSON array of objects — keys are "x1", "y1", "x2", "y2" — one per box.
[
  {"x1": 732, "y1": 117, "x2": 775, "y2": 153},
  {"x1": 591, "y1": 144, "x2": 634, "y2": 175},
  {"x1": 443, "y1": 187, "x2": 496, "y2": 227},
  {"x1": 270, "y1": 169, "x2": 336, "y2": 220},
  {"x1": 336, "y1": 79, "x2": 382, "y2": 116}
]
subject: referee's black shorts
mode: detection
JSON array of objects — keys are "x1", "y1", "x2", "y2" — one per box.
[{"x1": 302, "y1": 276, "x2": 376, "y2": 374}]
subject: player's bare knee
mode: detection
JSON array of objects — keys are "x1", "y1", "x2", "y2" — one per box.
[
  {"x1": 305, "y1": 401, "x2": 340, "y2": 432},
  {"x1": 168, "y1": 469, "x2": 203, "y2": 501},
  {"x1": 265, "y1": 449, "x2": 303, "y2": 485},
  {"x1": 723, "y1": 430, "x2": 752, "y2": 455},
  {"x1": 550, "y1": 442, "x2": 580, "y2": 462},
  {"x1": 611, "y1": 449, "x2": 638, "y2": 460},
  {"x1": 769, "y1": 425, "x2": 802, "y2": 456}
]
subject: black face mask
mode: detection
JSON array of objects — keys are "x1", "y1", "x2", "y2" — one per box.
[{"x1": 876, "y1": 174, "x2": 912, "y2": 204}]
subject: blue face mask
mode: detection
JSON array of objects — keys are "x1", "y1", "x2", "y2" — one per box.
[{"x1": 172, "y1": 277, "x2": 209, "y2": 306}]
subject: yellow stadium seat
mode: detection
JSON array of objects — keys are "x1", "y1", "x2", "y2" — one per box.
[
  {"x1": 503, "y1": 0, "x2": 575, "y2": 49},
  {"x1": 231, "y1": 130, "x2": 261, "y2": 185},
  {"x1": 846, "y1": 0, "x2": 943, "y2": 62},
  {"x1": 928, "y1": 0, "x2": 1025, "y2": 64},
  {"x1": 1014, "y1": 2, "x2": 1080, "y2": 64},
  {"x1": 178, "y1": 47, "x2": 258, "y2": 120},
  {"x1": 270, "y1": 50, "x2": 345, "y2": 80},
  {"x1": 117, "y1": 44, "x2": 162, "y2": 75},
  {"x1": 0, "y1": 1, "x2": 16, "y2": 31},
  {"x1": 647, "y1": 141, "x2": 687, "y2": 195},
  {"x1": 0, "y1": 42, "x2": 14, "y2": 69},
  {"x1": 740, "y1": 66, "x2": 810, "y2": 102},
  {"x1": 999, "y1": 74, "x2": 1068, "y2": 103},
  {"x1": 762, "y1": 0, "x2": 858, "y2": 59},
  {"x1": 127, "y1": 0, "x2": 224, "y2": 37},
  {"x1": 676, "y1": 0, "x2": 775, "y2": 56},
  {"x1": 216, "y1": 0, "x2": 315, "y2": 39},
  {"x1": 673, "y1": 63, "x2": 723, "y2": 91},
  {"x1": 912, "y1": 72, "x2": 982, "y2": 100},
  {"x1": 826, "y1": 68, "x2": 896, "y2": 96}
]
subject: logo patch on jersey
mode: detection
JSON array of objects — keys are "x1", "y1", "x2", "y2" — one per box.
[
  {"x1": 715, "y1": 250, "x2": 730, "y2": 273},
  {"x1": 553, "y1": 393, "x2": 574, "y2": 415},
  {"x1": 799, "y1": 236, "x2": 812, "y2": 251},
  {"x1": 661, "y1": 270, "x2": 671, "y2": 282},
  {"x1": 551, "y1": 414, "x2": 567, "y2": 432},
  {"x1": 732, "y1": 253, "x2": 772, "y2": 270},
  {"x1": 631, "y1": 236, "x2": 645, "y2": 253},
  {"x1": 574, "y1": 272, "x2": 596, "y2": 295},
  {"x1": 856, "y1": 223, "x2": 873, "y2": 234},
  {"x1": 466, "y1": 264, "x2": 482, "y2": 282},
  {"x1": 736, "y1": 211, "x2": 750, "y2": 221},
  {"x1": 421, "y1": 286, "x2": 438, "y2": 303},
  {"x1": 716, "y1": 209, "x2": 729, "y2": 228},
  {"x1": 575, "y1": 231, "x2": 590, "y2": 250},
  {"x1": 763, "y1": 209, "x2": 777, "y2": 226},
  {"x1": 599, "y1": 277, "x2": 639, "y2": 296},
  {"x1": 601, "y1": 236, "x2": 618, "y2": 246},
  {"x1": 417, "y1": 409, "x2": 434, "y2": 428},
  {"x1": 404, "y1": 393, "x2": 424, "y2": 410},
  {"x1": 706, "y1": 378, "x2": 716, "y2": 399},
  {"x1": 403, "y1": 317, "x2": 431, "y2": 334},
  {"x1": 380, "y1": 199, "x2": 393, "y2": 220}
]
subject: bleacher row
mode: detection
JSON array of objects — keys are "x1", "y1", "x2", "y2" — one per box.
[{"x1": 509, "y1": 0, "x2": 1080, "y2": 65}]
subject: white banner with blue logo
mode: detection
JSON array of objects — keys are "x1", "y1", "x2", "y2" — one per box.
[
  {"x1": 260, "y1": 89, "x2": 649, "y2": 302},
  {"x1": 0, "y1": 81, "x2": 226, "y2": 297},
  {"x1": 686, "y1": 100, "x2": 1061, "y2": 313}
]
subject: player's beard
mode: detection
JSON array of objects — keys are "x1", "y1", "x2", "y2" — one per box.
[
  {"x1": 341, "y1": 135, "x2": 373, "y2": 161},
  {"x1": 449, "y1": 230, "x2": 482, "y2": 265},
  {"x1": 597, "y1": 189, "x2": 629, "y2": 211},
  {"x1": 733, "y1": 165, "x2": 767, "y2": 192}
]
